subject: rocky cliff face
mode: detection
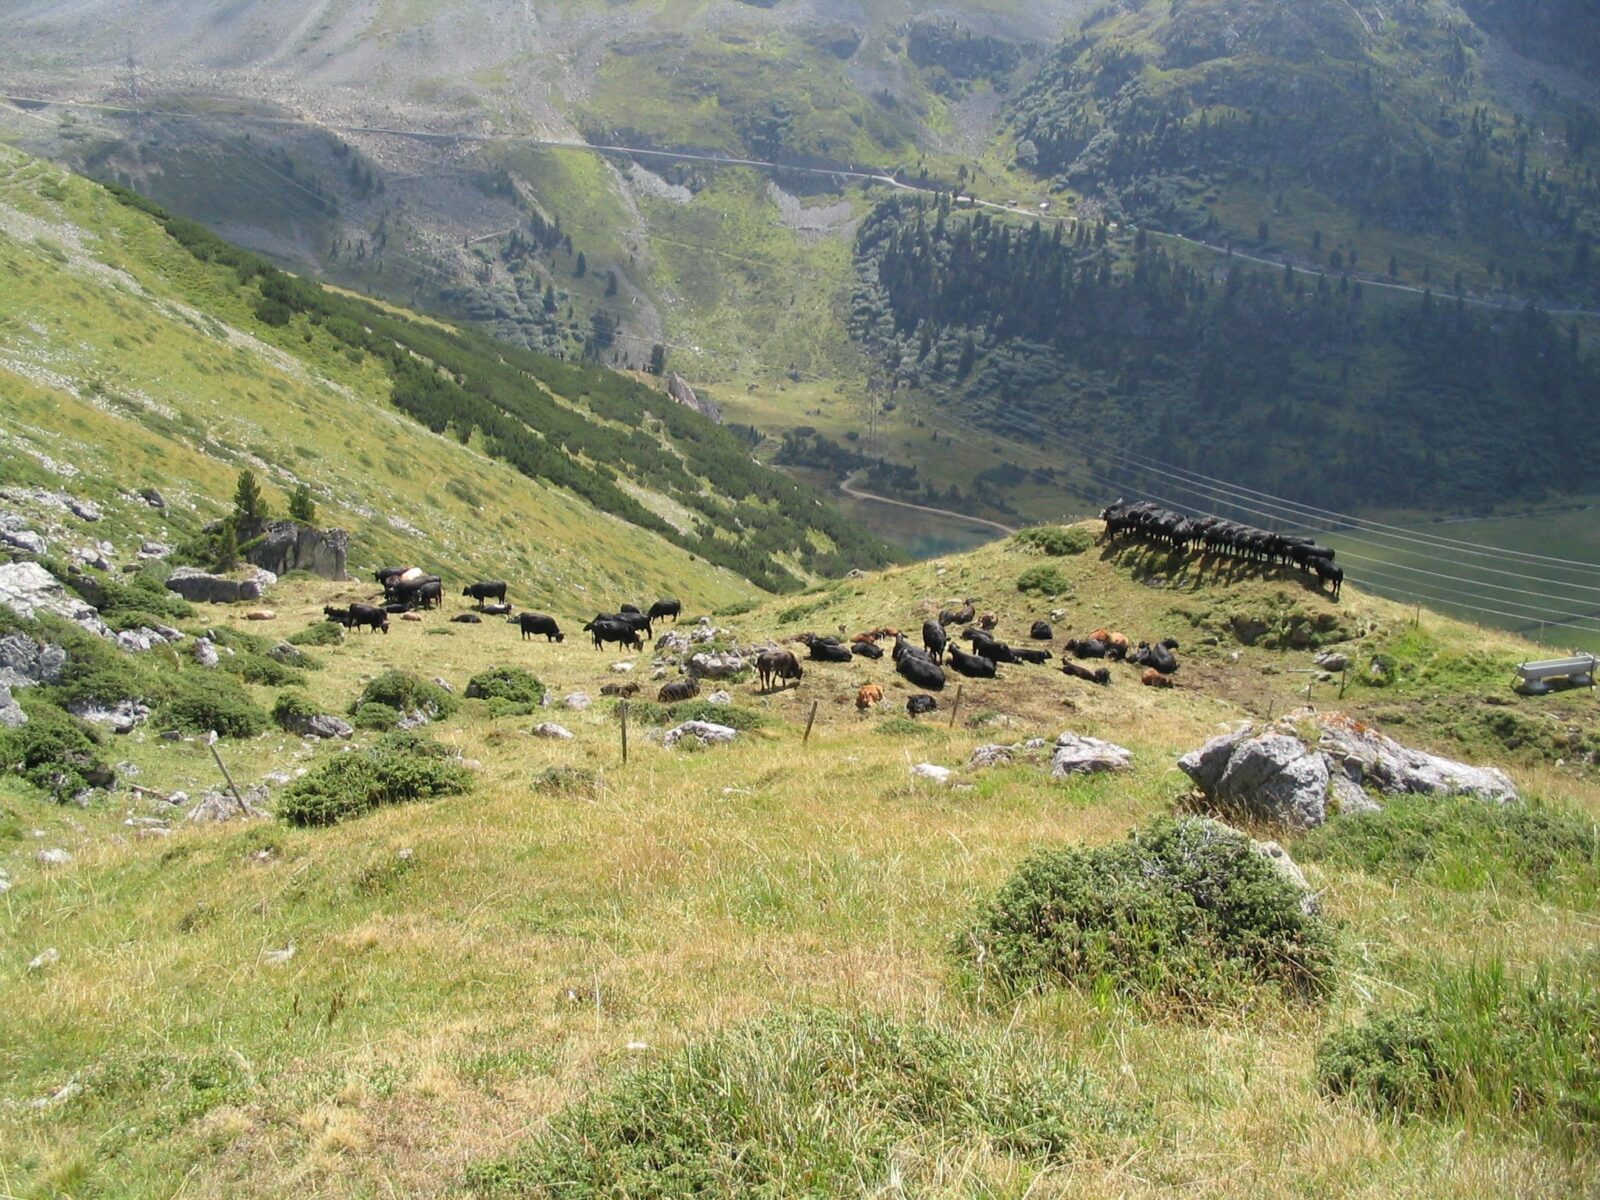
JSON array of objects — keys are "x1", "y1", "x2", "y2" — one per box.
[{"x1": 238, "y1": 520, "x2": 348, "y2": 581}]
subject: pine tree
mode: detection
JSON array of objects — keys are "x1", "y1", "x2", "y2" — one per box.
[
  {"x1": 288, "y1": 483, "x2": 316, "y2": 524},
  {"x1": 648, "y1": 343, "x2": 667, "y2": 375},
  {"x1": 233, "y1": 469, "x2": 267, "y2": 522},
  {"x1": 214, "y1": 519, "x2": 240, "y2": 572},
  {"x1": 575, "y1": 252, "x2": 587, "y2": 279}
]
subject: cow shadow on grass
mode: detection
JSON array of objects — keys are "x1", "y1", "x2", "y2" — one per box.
[{"x1": 1100, "y1": 540, "x2": 1331, "y2": 598}]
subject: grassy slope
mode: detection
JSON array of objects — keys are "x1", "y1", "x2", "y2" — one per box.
[
  {"x1": 1, "y1": 527, "x2": 1596, "y2": 1196},
  {"x1": 0, "y1": 146, "x2": 755, "y2": 613}
]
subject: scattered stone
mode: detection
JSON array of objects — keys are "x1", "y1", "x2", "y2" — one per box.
[
  {"x1": 431, "y1": 677, "x2": 454, "y2": 693},
  {"x1": 186, "y1": 786, "x2": 271, "y2": 823},
  {"x1": 533, "y1": 722, "x2": 575, "y2": 740},
  {"x1": 911, "y1": 762, "x2": 953, "y2": 783},
  {"x1": 67, "y1": 497, "x2": 102, "y2": 522},
  {"x1": 687, "y1": 651, "x2": 744, "y2": 680},
  {"x1": 266, "y1": 641, "x2": 302, "y2": 664},
  {"x1": 1314, "y1": 651, "x2": 1350, "y2": 672},
  {"x1": 969, "y1": 743, "x2": 1015, "y2": 769},
  {"x1": 116, "y1": 627, "x2": 173, "y2": 653},
  {"x1": 845, "y1": 568, "x2": 866, "y2": 580},
  {"x1": 1051, "y1": 732, "x2": 1134, "y2": 777},
  {"x1": 30, "y1": 1079, "x2": 82, "y2": 1109},
  {"x1": 0, "y1": 633, "x2": 67, "y2": 689},
  {"x1": 395, "y1": 709, "x2": 433, "y2": 730},
  {"x1": 610, "y1": 661, "x2": 635, "y2": 673},
  {"x1": 705, "y1": 690, "x2": 733, "y2": 705},
  {"x1": 72, "y1": 545, "x2": 113, "y2": 571},
  {"x1": 137, "y1": 540, "x2": 172, "y2": 560},
  {"x1": 563, "y1": 692, "x2": 592, "y2": 711},
  {"x1": 244, "y1": 609, "x2": 276, "y2": 621},
  {"x1": 655, "y1": 631, "x2": 691, "y2": 655},
  {"x1": 165, "y1": 566, "x2": 276, "y2": 604},
  {"x1": 36, "y1": 848, "x2": 72, "y2": 866},
  {"x1": 0, "y1": 527, "x2": 48, "y2": 555},
  {"x1": 261, "y1": 945, "x2": 296, "y2": 966},
  {"x1": 194, "y1": 638, "x2": 220, "y2": 669},
  {"x1": 27, "y1": 948, "x2": 60, "y2": 971},
  {"x1": 0, "y1": 561, "x2": 109, "y2": 637},
  {"x1": 280, "y1": 711, "x2": 354, "y2": 740},
  {"x1": 138, "y1": 487, "x2": 166, "y2": 510},
  {"x1": 664, "y1": 720, "x2": 739, "y2": 748}
]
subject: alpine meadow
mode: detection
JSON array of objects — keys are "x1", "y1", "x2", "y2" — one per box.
[{"x1": 2, "y1": 3, "x2": 1599, "y2": 1198}]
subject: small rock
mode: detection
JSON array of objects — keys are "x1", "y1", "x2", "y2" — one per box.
[
  {"x1": 36, "y1": 848, "x2": 72, "y2": 867},
  {"x1": 563, "y1": 692, "x2": 592, "y2": 711},
  {"x1": 138, "y1": 487, "x2": 167, "y2": 510},
  {"x1": 194, "y1": 638, "x2": 220, "y2": 669},
  {"x1": 911, "y1": 762, "x2": 952, "y2": 783},
  {"x1": 1314, "y1": 651, "x2": 1349, "y2": 672},
  {"x1": 397, "y1": 847, "x2": 414, "y2": 861},
  {"x1": 244, "y1": 609, "x2": 276, "y2": 621},
  {"x1": 67, "y1": 498, "x2": 102, "y2": 522},
  {"x1": 1051, "y1": 732, "x2": 1134, "y2": 777},
  {"x1": 30, "y1": 1079, "x2": 82, "y2": 1109},
  {"x1": 533, "y1": 722, "x2": 575, "y2": 739},
  {"x1": 28, "y1": 948, "x2": 61, "y2": 971},
  {"x1": 969, "y1": 743, "x2": 1014, "y2": 769},
  {"x1": 431, "y1": 677, "x2": 454, "y2": 693},
  {"x1": 664, "y1": 720, "x2": 738, "y2": 748},
  {"x1": 705, "y1": 690, "x2": 733, "y2": 705},
  {"x1": 1, "y1": 528, "x2": 48, "y2": 555},
  {"x1": 137, "y1": 540, "x2": 173, "y2": 559},
  {"x1": 610, "y1": 661, "x2": 635, "y2": 673},
  {"x1": 72, "y1": 545, "x2": 113, "y2": 571},
  {"x1": 0, "y1": 561, "x2": 109, "y2": 637},
  {"x1": 261, "y1": 945, "x2": 296, "y2": 966},
  {"x1": 0, "y1": 684, "x2": 26, "y2": 729},
  {"x1": 687, "y1": 651, "x2": 745, "y2": 680},
  {"x1": 186, "y1": 787, "x2": 270, "y2": 823}
]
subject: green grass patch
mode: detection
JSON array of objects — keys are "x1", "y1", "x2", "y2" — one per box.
[
  {"x1": 466, "y1": 1008, "x2": 1140, "y2": 1197},
  {"x1": 1015, "y1": 564, "x2": 1073, "y2": 597},
  {"x1": 286, "y1": 620, "x2": 345, "y2": 647},
  {"x1": 276, "y1": 730, "x2": 474, "y2": 827},
  {"x1": 878, "y1": 715, "x2": 938, "y2": 736},
  {"x1": 964, "y1": 817, "x2": 1335, "y2": 1011},
  {"x1": 1318, "y1": 960, "x2": 1600, "y2": 1152},
  {"x1": 1296, "y1": 795, "x2": 1600, "y2": 905},
  {"x1": 621, "y1": 701, "x2": 771, "y2": 730}
]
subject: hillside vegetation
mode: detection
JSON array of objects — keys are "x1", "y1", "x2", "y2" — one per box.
[
  {"x1": 0, "y1": 148, "x2": 895, "y2": 602},
  {"x1": 1, "y1": 520, "x2": 1597, "y2": 1197}
]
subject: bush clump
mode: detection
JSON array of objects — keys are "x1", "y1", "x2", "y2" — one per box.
[
  {"x1": 964, "y1": 817, "x2": 1335, "y2": 1009},
  {"x1": 1014, "y1": 525, "x2": 1093, "y2": 556},
  {"x1": 277, "y1": 730, "x2": 473, "y2": 827},
  {"x1": 623, "y1": 700, "x2": 770, "y2": 730},
  {"x1": 1317, "y1": 962, "x2": 1600, "y2": 1151},
  {"x1": 1015, "y1": 563, "x2": 1073, "y2": 597},
  {"x1": 287, "y1": 620, "x2": 345, "y2": 647},
  {"x1": 465, "y1": 666, "x2": 545, "y2": 709},
  {"x1": 352, "y1": 702, "x2": 402, "y2": 731},
  {"x1": 350, "y1": 671, "x2": 457, "y2": 724},
  {"x1": 466, "y1": 1008, "x2": 1140, "y2": 1198},
  {"x1": 1296, "y1": 795, "x2": 1600, "y2": 904},
  {"x1": 878, "y1": 715, "x2": 936, "y2": 736},
  {"x1": 160, "y1": 674, "x2": 269, "y2": 738},
  {"x1": 0, "y1": 697, "x2": 114, "y2": 798},
  {"x1": 271, "y1": 690, "x2": 326, "y2": 730}
]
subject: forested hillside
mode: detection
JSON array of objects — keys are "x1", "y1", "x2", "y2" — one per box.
[
  {"x1": 851, "y1": 196, "x2": 1598, "y2": 511},
  {"x1": 1007, "y1": 0, "x2": 1600, "y2": 306}
]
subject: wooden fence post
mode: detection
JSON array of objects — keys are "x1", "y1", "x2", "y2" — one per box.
[
  {"x1": 803, "y1": 700, "x2": 819, "y2": 744},
  {"x1": 620, "y1": 699, "x2": 629, "y2": 765},
  {"x1": 206, "y1": 733, "x2": 246, "y2": 816},
  {"x1": 948, "y1": 685, "x2": 964, "y2": 729}
]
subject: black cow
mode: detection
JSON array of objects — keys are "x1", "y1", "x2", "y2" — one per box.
[
  {"x1": 518, "y1": 613, "x2": 565, "y2": 642},
  {"x1": 412, "y1": 579, "x2": 442, "y2": 610},
  {"x1": 596, "y1": 611, "x2": 653, "y2": 638},
  {"x1": 1012, "y1": 647, "x2": 1053, "y2": 665},
  {"x1": 1061, "y1": 660, "x2": 1111, "y2": 686},
  {"x1": 1030, "y1": 621, "x2": 1053, "y2": 641},
  {"x1": 390, "y1": 575, "x2": 442, "y2": 610},
  {"x1": 757, "y1": 649, "x2": 804, "y2": 691},
  {"x1": 851, "y1": 641, "x2": 884, "y2": 660},
  {"x1": 906, "y1": 694, "x2": 939, "y2": 716},
  {"x1": 939, "y1": 599, "x2": 977, "y2": 627},
  {"x1": 1131, "y1": 641, "x2": 1179, "y2": 674},
  {"x1": 584, "y1": 619, "x2": 643, "y2": 651},
  {"x1": 451, "y1": 613, "x2": 482, "y2": 624},
  {"x1": 921, "y1": 620, "x2": 947, "y2": 664},
  {"x1": 620, "y1": 604, "x2": 642, "y2": 615},
  {"x1": 648, "y1": 599, "x2": 682, "y2": 624},
  {"x1": 1066, "y1": 637, "x2": 1110, "y2": 659},
  {"x1": 462, "y1": 581, "x2": 507, "y2": 607},
  {"x1": 893, "y1": 634, "x2": 931, "y2": 664},
  {"x1": 374, "y1": 567, "x2": 407, "y2": 587},
  {"x1": 809, "y1": 640, "x2": 854, "y2": 663},
  {"x1": 897, "y1": 654, "x2": 946, "y2": 691},
  {"x1": 658, "y1": 678, "x2": 700, "y2": 703},
  {"x1": 968, "y1": 634, "x2": 1018, "y2": 665},
  {"x1": 948, "y1": 645, "x2": 998, "y2": 679},
  {"x1": 345, "y1": 603, "x2": 390, "y2": 634},
  {"x1": 1311, "y1": 556, "x2": 1344, "y2": 599}
]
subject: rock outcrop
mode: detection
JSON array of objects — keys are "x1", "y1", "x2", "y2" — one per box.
[
  {"x1": 1179, "y1": 709, "x2": 1518, "y2": 828},
  {"x1": 235, "y1": 519, "x2": 349, "y2": 580},
  {"x1": 0, "y1": 633, "x2": 68, "y2": 689},
  {"x1": 0, "y1": 684, "x2": 26, "y2": 728},
  {"x1": 666, "y1": 373, "x2": 723, "y2": 423},
  {"x1": 0, "y1": 562, "x2": 109, "y2": 637},
  {"x1": 165, "y1": 566, "x2": 276, "y2": 604}
]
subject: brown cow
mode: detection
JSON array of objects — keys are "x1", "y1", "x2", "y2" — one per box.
[
  {"x1": 978, "y1": 612, "x2": 998, "y2": 631},
  {"x1": 601, "y1": 681, "x2": 641, "y2": 698},
  {"x1": 1090, "y1": 628, "x2": 1131, "y2": 659},
  {"x1": 856, "y1": 683, "x2": 885, "y2": 711},
  {"x1": 851, "y1": 631, "x2": 880, "y2": 645},
  {"x1": 1141, "y1": 668, "x2": 1174, "y2": 688}
]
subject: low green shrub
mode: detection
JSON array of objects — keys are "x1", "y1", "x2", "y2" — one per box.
[
  {"x1": 1317, "y1": 961, "x2": 1600, "y2": 1151},
  {"x1": 1295, "y1": 795, "x2": 1600, "y2": 905},
  {"x1": 352, "y1": 702, "x2": 402, "y2": 731},
  {"x1": 879, "y1": 715, "x2": 936, "y2": 736},
  {"x1": 622, "y1": 700, "x2": 770, "y2": 730},
  {"x1": 0, "y1": 696, "x2": 113, "y2": 798},
  {"x1": 287, "y1": 620, "x2": 345, "y2": 647},
  {"x1": 161, "y1": 675, "x2": 268, "y2": 738},
  {"x1": 464, "y1": 666, "x2": 544, "y2": 707},
  {"x1": 1014, "y1": 525, "x2": 1093, "y2": 556},
  {"x1": 466, "y1": 1008, "x2": 1141, "y2": 1198},
  {"x1": 712, "y1": 599, "x2": 756, "y2": 617},
  {"x1": 964, "y1": 817, "x2": 1335, "y2": 1010},
  {"x1": 532, "y1": 766, "x2": 601, "y2": 796},
  {"x1": 270, "y1": 691, "x2": 326, "y2": 731},
  {"x1": 277, "y1": 730, "x2": 473, "y2": 827},
  {"x1": 351, "y1": 671, "x2": 457, "y2": 723},
  {"x1": 1015, "y1": 564, "x2": 1073, "y2": 597},
  {"x1": 223, "y1": 652, "x2": 305, "y2": 688}
]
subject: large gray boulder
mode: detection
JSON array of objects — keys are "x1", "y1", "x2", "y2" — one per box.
[
  {"x1": 687, "y1": 651, "x2": 745, "y2": 680},
  {"x1": 235, "y1": 518, "x2": 348, "y2": 580},
  {"x1": 1179, "y1": 708, "x2": 1518, "y2": 828},
  {"x1": 663, "y1": 720, "x2": 738, "y2": 748},
  {"x1": 1051, "y1": 732, "x2": 1134, "y2": 777},
  {"x1": 0, "y1": 684, "x2": 26, "y2": 728},
  {"x1": 0, "y1": 561, "x2": 109, "y2": 637},
  {"x1": 0, "y1": 633, "x2": 67, "y2": 689},
  {"x1": 166, "y1": 566, "x2": 276, "y2": 604},
  {"x1": 279, "y1": 710, "x2": 354, "y2": 740}
]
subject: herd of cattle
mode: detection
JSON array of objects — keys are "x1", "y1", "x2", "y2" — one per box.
[
  {"x1": 321, "y1": 563, "x2": 1193, "y2": 718},
  {"x1": 1100, "y1": 500, "x2": 1344, "y2": 599}
]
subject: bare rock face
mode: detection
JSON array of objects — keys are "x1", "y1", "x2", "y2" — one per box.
[
  {"x1": 666, "y1": 373, "x2": 723, "y2": 423},
  {"x1": 235, "y1": 518, "x2": 349, "y2": 581},
  {"x1": 0, "y1": 684, "x2": 26, "y2": 728},
  {"x1": 0, "y1": 633, "x2": 68, "y2": 689},
  {"x1": 0, "y1": 562, "x2": 109, "y2": 637},
  {"x1": 1179, "y1": 709, "x2": 1518, "y2": 828}
]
